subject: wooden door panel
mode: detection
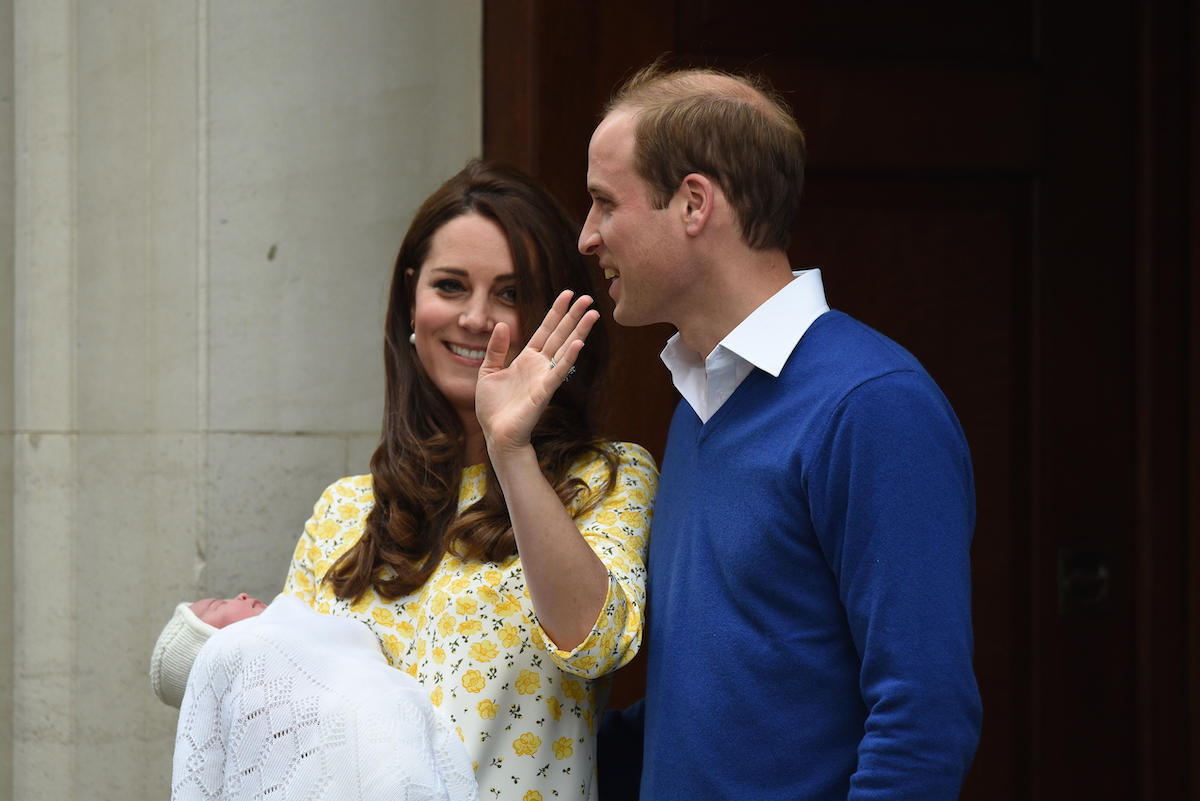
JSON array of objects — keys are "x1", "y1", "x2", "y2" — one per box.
[
  {"x1": 485, "y1": 0, "x2": 1196, "y2": 797},
  {"x1": 736, "y1": 64, "x2": 1042, "y2": 171},
  {"x1": 796, "y1": 175, "x2": 1027, "y2": 797},
  {"x1": 678, "y1": 0, "x2": 1033, "y2": 61}
]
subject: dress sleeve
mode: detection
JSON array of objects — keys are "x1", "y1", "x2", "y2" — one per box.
[
  {"x1": 541, "y1": 441, "x2": 658, "y2": 679},
  {"x1": 281, "y1": 480, "x2": 341, "y2": 604}
]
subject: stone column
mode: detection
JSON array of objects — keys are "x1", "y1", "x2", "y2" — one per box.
[
  {"x1": 5, "y1": 2, "x2": 481, "y2": 798},
  {"x1": 0, "y1": 0, "x2": 14, "y2": 793}
]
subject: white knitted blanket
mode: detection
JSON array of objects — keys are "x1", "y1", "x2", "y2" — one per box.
[{"x1": 172, "y1": 595, "x2": 478, "y2": 801}]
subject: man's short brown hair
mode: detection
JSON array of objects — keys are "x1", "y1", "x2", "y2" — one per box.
[{"x1": 607, "y1": 62, "x2": 806, "y2": 251}]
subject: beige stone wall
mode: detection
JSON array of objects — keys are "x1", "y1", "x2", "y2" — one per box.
[
  {"x1": 0, "y1": 0, "x2": 13, "y2": 792},
  {"x1": 4, "y1": 2, "x2": 481, "y2": 798}
]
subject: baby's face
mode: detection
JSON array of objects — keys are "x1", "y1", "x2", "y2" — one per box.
[{"x1": 190, "y1": 593, "x2": 267, "y2": 628}]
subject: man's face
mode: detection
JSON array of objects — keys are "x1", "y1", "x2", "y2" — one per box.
[{"x1": 579, "y1": 111, "x2": 684, "y2": 327}]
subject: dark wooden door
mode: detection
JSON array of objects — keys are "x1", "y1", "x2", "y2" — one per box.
[{"x1": 485, "y1": 1, "x2": 1198, "y2": 798}]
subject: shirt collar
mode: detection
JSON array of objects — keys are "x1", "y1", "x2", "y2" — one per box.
[
  {"x1": 662, "y1": 268, "x2": 829, "y2": 375},
  {"x1": 719, "y1": 268, "x2": 829, "y2": 376},
  {"x1": 660, "y1": 269, "x2": 830, "y2": 418}
]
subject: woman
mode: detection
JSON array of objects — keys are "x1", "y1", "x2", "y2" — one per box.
[{"x1": 283, "y1": 160, "x2": 657, "y2": 800}]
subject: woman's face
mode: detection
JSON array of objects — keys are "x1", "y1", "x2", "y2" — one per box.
[{"x1": 410, "y1": 212, "x2": 524, "y2": 419}]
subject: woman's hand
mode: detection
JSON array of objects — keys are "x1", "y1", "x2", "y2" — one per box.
[
  {"x1": 474, "y1": 290, "x2": 609, "y2": 650},
  {"x1": 475, "y1": 290, "x2": 599, "y2": 456}
]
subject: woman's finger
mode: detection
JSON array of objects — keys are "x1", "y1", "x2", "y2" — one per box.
[
  {"x1": 542, "y1": 295, "x2": 595, "y2": 361},
  {"x1": 546, "y1": 309, "x2": 599, "y2": 381},
  {"x1": 479, "y1": 321, "x2": 512, "y2": 375},
  {"x1": 524, "y1": 290, "x2": 574, "y2": 353}
]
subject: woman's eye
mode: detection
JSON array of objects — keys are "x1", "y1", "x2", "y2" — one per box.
[
  {"x1": 498, "y1": 286, "x2": 517, "y2": 304},
  {"x1": 433, "y1": 278, "x2": 465, "y2": 293}
]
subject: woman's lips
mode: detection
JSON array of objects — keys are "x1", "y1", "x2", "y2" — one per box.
[{"x1": 446, "y1": 342, "x2": 487, "y2": 362}]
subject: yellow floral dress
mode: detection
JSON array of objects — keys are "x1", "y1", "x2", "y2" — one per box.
[{"x1": 282, "y1": 442, "x2": 657, "y2": 801}]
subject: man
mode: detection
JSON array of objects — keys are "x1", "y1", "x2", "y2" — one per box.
[{"x1": 581, "y1": 63, "x2": 981, "y2": 800}]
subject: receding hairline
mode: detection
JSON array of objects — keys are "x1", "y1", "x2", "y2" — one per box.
[
  {"x1": 606, "y1": 67, "x2": 780, "y2": 118},
  {"x1": 600, "y1": 63, "x2": 807, "y2": 249}
]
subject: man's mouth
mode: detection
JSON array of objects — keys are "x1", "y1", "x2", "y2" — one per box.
[
  {"x1": 447, "y1": 343, "x2": 486, "y2": 361},
  {"x1": 602, "y1": 266, "x2": 619, "y2": 280}
]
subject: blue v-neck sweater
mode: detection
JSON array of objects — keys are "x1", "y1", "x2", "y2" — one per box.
[{"x1": 639, "y1": 310, "x2": 981, "y2": 800}]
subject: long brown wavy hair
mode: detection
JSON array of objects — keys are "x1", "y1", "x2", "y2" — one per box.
[{"x1": 326, "y1": 160, "x2": 617, "y2": 602}]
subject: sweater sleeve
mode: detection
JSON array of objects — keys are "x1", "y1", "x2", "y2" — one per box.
[
  {"x1": 541, "y1": 442, "x2": 658, "y2": 679},
  {"x1": 812, "y1": 370, "x2": 982, "y2": 800}
]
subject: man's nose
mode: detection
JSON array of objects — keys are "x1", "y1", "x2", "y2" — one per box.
[{"x1": 578, "y1": 214, "x2": 601, "y2": 255}]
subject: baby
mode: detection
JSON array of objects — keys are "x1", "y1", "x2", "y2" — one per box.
[
  {"x1": 149, "y1": 593, "x2": 266, "y2": 709},
  {"x1": 190, "y1": 592, "x2": 268, "y2": 626},
  {"x1": 150, "y1": 593, "x2": 478, "y2": 801}
]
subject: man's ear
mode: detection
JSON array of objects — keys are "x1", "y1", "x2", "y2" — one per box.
[{"x1": 677, "y1": 173, "x2": 715, "y2": 236}]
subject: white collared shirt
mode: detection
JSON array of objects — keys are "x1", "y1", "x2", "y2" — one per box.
[{"x1": 660, "y1": 268, "x2": 830, "y2": 423}]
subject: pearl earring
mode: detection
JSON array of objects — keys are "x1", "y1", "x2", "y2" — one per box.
[{"x1": 409, "y1": 332, "x2": 416, "y2": 345}]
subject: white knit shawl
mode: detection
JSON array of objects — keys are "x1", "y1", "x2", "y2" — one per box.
[{"x1": 172, "y1": 594, "x2": 478, "y2": 801}]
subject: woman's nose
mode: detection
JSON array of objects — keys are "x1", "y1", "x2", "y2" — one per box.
[{"x1": 459, "y1": 301, "x2": 494, "y2": 332}]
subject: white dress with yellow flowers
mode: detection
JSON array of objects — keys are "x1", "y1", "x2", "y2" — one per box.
[{"x1": 282, "y1": 442, "x2": 656, "y2": 801}]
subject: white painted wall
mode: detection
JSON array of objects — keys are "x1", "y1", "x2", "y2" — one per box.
[{"x1": 4, "y1": 2, "x2": 481, "y2": 798}]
